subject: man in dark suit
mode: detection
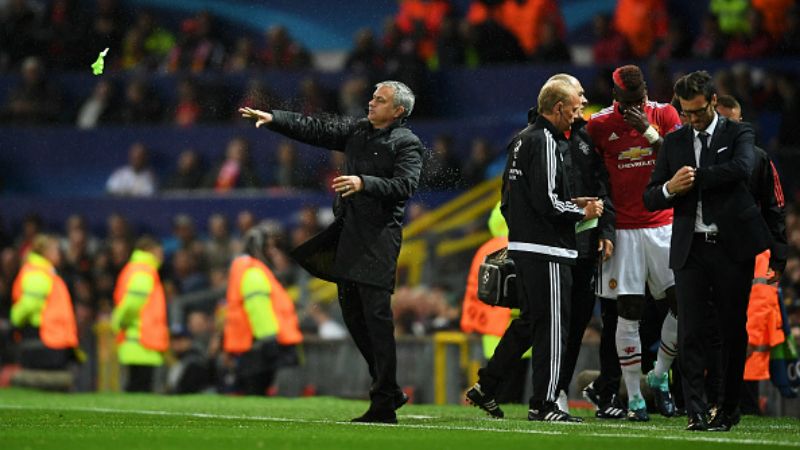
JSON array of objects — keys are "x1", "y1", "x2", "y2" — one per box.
[
  {"x1": 239, "y1": 81, "x2": 423, "y2": 424},
  {"x1": 643, "y1": 71, "x2": 771, "y2": 431}
]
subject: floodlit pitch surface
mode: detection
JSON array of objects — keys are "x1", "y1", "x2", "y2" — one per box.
[{"x1": 1, "y1": 388, "x2": 797, "y2": 449}]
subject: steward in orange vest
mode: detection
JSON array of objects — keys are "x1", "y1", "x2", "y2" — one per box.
[
  {"x1": 11, "y1": 235, "x2": 78, "y2": 372},
  {"x1": 224, "y1": 225, "x2": 302, "y2": 395},
  {"x1": 745, "y1": 250, "x2": 785, "y2": 382},
  {"x1": 111, "y1": 236, "x2": 168, "y2": 392}
]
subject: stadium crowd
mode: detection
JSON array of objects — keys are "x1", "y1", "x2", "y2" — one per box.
[{"x1": 0, "y1": 0, "x2": 799, "y2": 423}]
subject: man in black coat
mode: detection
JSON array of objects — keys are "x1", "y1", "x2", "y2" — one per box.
[
  {"x1": 643, "y1": 71, "x2": 772, "y2": 432},
  {"x1": 239, "y1": 81, "x2": 423, "y2": 424}
]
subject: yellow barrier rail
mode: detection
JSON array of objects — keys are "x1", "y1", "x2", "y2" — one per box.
[{"x1": 432, "y1": 331, "x2": 479, "y2": 405}]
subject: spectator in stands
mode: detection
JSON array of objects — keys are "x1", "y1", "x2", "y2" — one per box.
[
  {"x1": 290, "y1": 205, "x2": 322, "y2": 249},
  {"x1": 339, "y1": 77, "x2": 370, "y2": 118},
  {"x1": 105, "y1": 213, "x2": 132, "y2": 244},
  {"x1": 112, "y1": 236, "x2": 168, "y2": 392},
  {"x1": 782, "y1": 7, "x2": 800, "y2": 55},
  {"x1": 591, "y1": 14, "x2": 630, "y2": 65},
  {"x1": 298, "y1": 77, "x2": 335, "y2": 116},
  {"x1": 420, "y1": 134, "x2": 462, "y2": 190},
  {"x1": 655, "y1": 20, "x2": 692, "y2": 61},
  {"x1": 271, "y1": 141, "x2": 314, "y2": 189},
  {"x1": 260, "y1": 25, "x2": 311, "y2": 69},
  {"x1": 529, "y1": 20, "x2": 571, "y2": 63},
  {"x1": 165, "y1": 323, "x2": 213, "y2": 394},
  {"x1": 395, "y1": 0, "x2": 452, "y2": 62},
  {"x1": 225, "y1": 36, "x2": 258, "y2": 73},
  {"x1": 318, "y1": 151, "x2": 346, "y2": 194},
  {"x1": 119, "y1": 78, "x2": 163, "y2": 124},
  {"x1": 14, "y1": 213, "x2": 43, "y2": 258},
  {"x1": 752, "y1": 0, "x2": 795, "y2": 41},
  {"x1": 307, "y1": 302, "x2": 348, "y2": 340},
  {"x1": 42, "y1": 0, "x2": 91, "y2": 69},
  {"x1": 205, "y1": 214, "x2": 234, "y2": 271},
  {"x1": 3, "y1": 57, "x2": 63, "y2": 124},
  {"x1": 173, "y1": 77, "x2": 202, "y2": 127},
  {"x1": 11, "y1": 234, "x2": 79, "y2": 390},
  {"x1": 166, "y1": 11, "x2": 226, "y2": 73},
  {"x1": 162, "y1": 149, "x2": 204, "y2": 191},
  {"x1": 88, "y1": 0, "x2": 125, "y2": 62},
  {"x1": 162, "y1": 214, "x2": 199, "y2": 261},
  {"x1": 467, "y1": 0, "x2": 565, "y2": 57},
  {"x1": 0, "y1": 0, "x2": 40, "y2": 70},
  {"x1": 461, "y1": 138, "x2": 494, "y2": 187},
  {"x1": 725, "y1": 9, "x2": 775, "y2": 60},
  {"x1": 614, "y1": 0, "x2": 668, "y2": 59},
  {"x1": 709, "y1": 0, "x2": 750, "y2": 36},
  {"x1": 236, "y1": 78, "x2": 279, "y2": 120},
  {"x1": 121, "y1": 10, "x2": 175, "y2": 71},
  {"x1": 170, "y1": 248, "x2": 209, "y2": 296},
  {"x1": 692, "y1": 14, "x2": 727, "y2": 59},
  {"x1": 345, "y1": 28, "x2": 384, "y2": 74},
  {"x1": 106, "y1": 142, "x2": 157, "y2": 197},
  {"x1": 203, "y1": 136, "x2": 261, "y2": 192},
  {"x1": 60, "y1": 215, "x2": 98, "y2": 287},
  {"x1": 76, "y1": 80, "x2": 118, "y2": 129},
  {"x1": 429, "y1": 16, "x2": 465, "y2": 69}
]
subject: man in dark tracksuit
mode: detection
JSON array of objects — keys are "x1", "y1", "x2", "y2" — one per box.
[
  {"x1": 546, "y1": 76, "x2": 618, "y2": 414},
  {"x1": 240, "y1": 81, "x2": 422, "y2": 424},
  {"x1": 466, "y1": 79, "x2": 604, "y2": 422}
]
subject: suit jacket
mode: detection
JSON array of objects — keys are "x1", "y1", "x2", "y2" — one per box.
[
  {"x1": 267, "y1": 111, "x2": 423, "y2": 291},
  {"x1": 643, "y1": 117, "x2": 770, "y2": 269}
]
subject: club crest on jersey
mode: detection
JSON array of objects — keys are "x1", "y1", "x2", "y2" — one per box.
[
  {"x1": 609, "y1": 279, "x2": 618, "y2": 289},
  {"x1": 609, "y1": 132, "x2": 619, "y2": 141}
]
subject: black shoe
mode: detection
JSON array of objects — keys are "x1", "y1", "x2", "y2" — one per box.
[
  {"x1": 595, "y1": 395, "x2": 626, "y2": 419},
  {"x1": 708, "y1": 410, "x2": 735, "y2": 432},
  {"x1": 581, "y1": 381, "x2": 602, "y2": 408},
  {"x1": 351, "y1": 408, "x2": 397, "y2": 424},
  {"x1": 528, "y1": 402, "x2": 583, "y2": 422},
  {"x1": 394, "y1": 391, "x2": 409, "y2": 411},
  {"x1": 466, "y1": 383, "x2": 504, "y2": 418},
  {"x1": 646, "y1": 370, "x2": 676, "y2": 417},
  {"x1": 686, "y1": 412, "x2": 709, "y2": 431}
]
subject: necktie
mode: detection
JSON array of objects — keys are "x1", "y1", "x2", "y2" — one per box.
[
  {"x1": 698, "y1": 131, "x2": 711, "y2": 168},
  {"x1": 698, "y1": 131, "x2": 713, "y2": 224}
]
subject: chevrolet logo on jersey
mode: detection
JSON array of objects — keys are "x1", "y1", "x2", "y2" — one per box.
[{"x1": 618, "y1": 146, "x2": 653, "y2": 161}]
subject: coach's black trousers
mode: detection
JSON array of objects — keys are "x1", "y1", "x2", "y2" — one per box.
[
  {"x1": 338, "y1": 281, "x2": 399, "y2": 411},
  {"x1": 557, "y1": 256, "x2": 598, "y2": 394},
  {"x1": 478, "y1": 255, "x2": 571, "y2": 409},
  {"x1": 674, "y1": 235, "x2": 754, "y2": 416}
]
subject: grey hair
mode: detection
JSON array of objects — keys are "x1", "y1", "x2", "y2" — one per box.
[{"x1": 376, "y1": 80, "x2": 415, "y2": 119}]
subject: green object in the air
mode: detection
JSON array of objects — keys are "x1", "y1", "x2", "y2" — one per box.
[{"x1": 91, "y1": 48, "x2": 109, "y2": 75}]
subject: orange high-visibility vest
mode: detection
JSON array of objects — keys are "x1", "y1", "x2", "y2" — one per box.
[
  {"x1": 744, "y1": 250, "x2": 785, "y2": 381},
  {"x1": 224, "y1": 256, "x2": 303, "y2": 354},
  {"x1": 12, "y1": 262, "x2": 78, "y2": 349},
  {"x1": 460, "y1": 236, "x2": 511, "y2": 336},
  {"x1": 113, "y1": 262, "x2": 169, "y2": 352}
]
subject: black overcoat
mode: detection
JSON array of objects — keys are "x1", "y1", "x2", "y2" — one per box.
[{"x1": 267, "y1": 110, "x2": 423, "y2": 291}]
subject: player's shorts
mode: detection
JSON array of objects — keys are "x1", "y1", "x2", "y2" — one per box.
[{"x1": 596, "y1": 224, "x2": 674, "y2": 300}]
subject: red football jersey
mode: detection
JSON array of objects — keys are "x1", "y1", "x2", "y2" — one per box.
[{"x1": 587, "y1": 101, "x2": 682, "y2": 229}]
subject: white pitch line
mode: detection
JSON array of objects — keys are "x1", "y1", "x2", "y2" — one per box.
[{"x1": 0, "y1": 404, "x2": 797, "y2": 448}]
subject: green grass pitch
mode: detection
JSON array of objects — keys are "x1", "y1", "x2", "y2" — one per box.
[{"x1": 1, "y1": 388, "x2": 797, "y2": 450}]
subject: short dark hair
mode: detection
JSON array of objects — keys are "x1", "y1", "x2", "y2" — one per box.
[
  {"x1": 612, "y1": 65, "x2": 646, "y2": 94},
  {"x1": 674, "y1": 71, "x2": 716, "y2": 102},
  {"x1": 716, "y1": 94, "x2": 740, "y2": 110}
]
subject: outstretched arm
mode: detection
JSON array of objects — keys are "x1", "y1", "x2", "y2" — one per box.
[{"x1": 240, "y1": 108, "x2": 355, "y2": 150}]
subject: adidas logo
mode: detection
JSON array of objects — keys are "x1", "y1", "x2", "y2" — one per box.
[{"x1": 609, "y1": 132, "x2": 619, "y2": 141}]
